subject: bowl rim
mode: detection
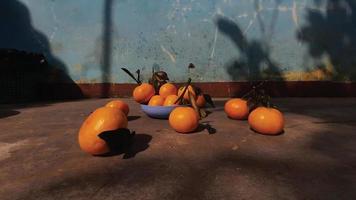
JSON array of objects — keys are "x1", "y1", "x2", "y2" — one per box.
[{"x1": 140, "y1": 104, "x2": 187, "y2": 108}]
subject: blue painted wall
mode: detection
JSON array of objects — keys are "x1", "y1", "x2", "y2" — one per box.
[{"x1": 1, "y1": 0, "x2": 356, "y2": 83}]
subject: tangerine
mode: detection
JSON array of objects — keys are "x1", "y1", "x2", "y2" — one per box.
[
  {"x1": 159, "y1": 83, "x2": 177, "y2": 98},
  {"x1": 133, "y1": 83, "x2": 155, "y2": 104},
  {"x1": 248, "y1": 107, "x2": 284, "y2": 135},
  {"x1": 169, "y1": 107, "x2": 199, "y2": 133},
  {"x1": 105, "y1": 100, "x2": 129, "y2": 116},
  {"x1": 163, "y1": 94, "x2": 179, "y2": 106},
  {"x1": 148, "y1": 95, "x2": 165, "y2": 106},
  {"x1": 224, "y1": 98, "x2": 249, "y2": 120},
  {"x1": 196, "y1": 95, "x2": 206, "y2": 107},
  {"x1": 78, "y1": 107, "x2": 128, "y2": 155}
]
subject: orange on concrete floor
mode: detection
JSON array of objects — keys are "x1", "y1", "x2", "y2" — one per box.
[{"x1": 1, "y1": 98, "x2": 356, "y2": 200}]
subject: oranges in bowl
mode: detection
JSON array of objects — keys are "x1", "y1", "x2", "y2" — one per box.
[
  {"x1": 178, "y1": 85, "x2": 196, "y2": 100},
  {"x1": 135, "y1": 83, "x2": 182, "y2": 119},
  {"x1": 133, "y1": 83, "x2": 155, "y2": 104},
  {"x1": 148, "y1": 95, "x2": 165, "y2": 106},
  {"x1": 159, "y1": 83, "x2": 177, "y2": 98},
  {"x1": 163, "y1": 95, "x2": 179, "y2": 106}
]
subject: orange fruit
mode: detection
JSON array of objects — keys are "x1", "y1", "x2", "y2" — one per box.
[
  {"x1": 163, "y1": 94, "x2": 179, "y2": 106},
  {"x1": 133, "y1": 83, "x2": 155, "y2": 104},
  {"x1": 159, "y1": 83, "x2": 177, "y2": 98},
  {"x1": 248, "y1": 107, "x2": 284, "y2": 135},
  {"x1": 78, "y1": 107, "x2": 128, "y2": 155},
  {"x1": 178, "y1": 85, "x2": 196, "y2": 100},
  {"x1": 224, "y1": 98, "x2": 249, "y2": 120},
  {"x1": 196, "y1": 95, "x2": 206, "y2": 107},
  {"x1": 169, "y1": 107, "x2": 199, "y2": 133},
  {"x1": 148, "y1": 95, "x2": 165, "y2": 106},
  {"x1": 105, "y1": 100, "x2": 129, "y2": 116}
]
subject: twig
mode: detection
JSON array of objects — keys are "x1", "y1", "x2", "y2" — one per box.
[
  {"x1": 242, "y1": 81, "x2": 265, "y2": 99},
  {"x1": 189, "y1": 90, "x2": 201, "y2": 119},
  {"x1": 136, "y1": 69, "x2": 141, "y2": 83},
  {"x1": 174, "y1": 78, "x2": 192, "y2": 104},
  {"x1": 121, "y1": 67, "x2": 142, "y2": 84}
]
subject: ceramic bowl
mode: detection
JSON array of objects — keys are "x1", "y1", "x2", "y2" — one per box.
[{"x1": 140, "y1": 104, "x2": 185, "y2": 119}]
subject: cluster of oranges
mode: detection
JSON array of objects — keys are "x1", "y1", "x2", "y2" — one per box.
[
  {"x1": 78, "y1": 72, "x2": 285, "y2": 155},
  {"x1": 224, "y1": 98, "x2": 284, "y2": 135},
  {"x1": 133, "y1": 82, "x2": 207, "y2": 134},
  {"x1": 77, "y1": 78, "x2": 211, "y2": 155},
  {"x1": 132, "y1": 82, "x2": 206, "y2": 107}
]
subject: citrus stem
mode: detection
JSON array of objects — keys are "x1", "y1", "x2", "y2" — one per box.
[
  {"x1": 174, "y1": 78, "x2": 192, "y2": 105},
  {"x1": 189, "y1": 90, "x2": 201, "y2": 119},
  {"x1": 242, "y1": 81, "x2": 265, "y2": 99}
]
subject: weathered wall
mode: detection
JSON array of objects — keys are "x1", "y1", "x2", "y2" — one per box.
[{"x1": 1, "y1": 0, "x2": 356, "y2": 83}]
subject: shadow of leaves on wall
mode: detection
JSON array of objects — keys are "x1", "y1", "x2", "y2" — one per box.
[
  {"x1": 298, "y1": 0, "x2": 356, "y2": 80},
  {"x1": 215, "y1": 0, "x2": 284, "y2": 82}
]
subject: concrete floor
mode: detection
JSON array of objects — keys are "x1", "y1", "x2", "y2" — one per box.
[{"x1": 1, "y1": 98, "x2": 356, "y2": 200}]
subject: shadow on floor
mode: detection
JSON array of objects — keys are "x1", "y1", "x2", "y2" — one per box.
[
  {"x1": 17, "y1": 133, "x2": 356, "y2": 200},
  {"x1": 195, "y1": 123, "x2": 217, "y2": 135},
  {"x1": 127, "y1": 116, "x2": 141, "y2": 121},
  {"x1": 98, "y1": 129, "x2": 152, "y2": 159},
  {"x1": 0, "y1": 109, "x2": 20, "y2": 119}
]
